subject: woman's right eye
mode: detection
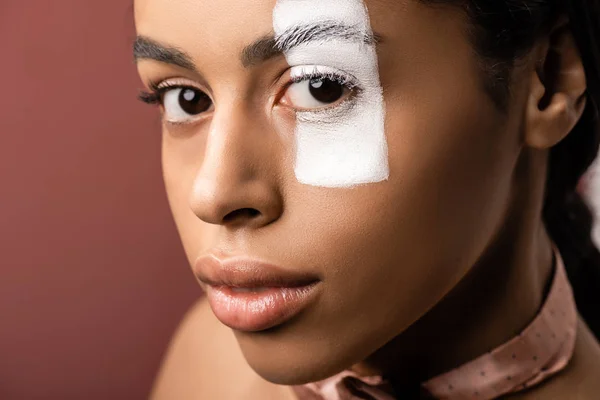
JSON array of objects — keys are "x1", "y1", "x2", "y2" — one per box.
[{"x1": 162, "y1": 87, "x2": 213, "y2": 123}]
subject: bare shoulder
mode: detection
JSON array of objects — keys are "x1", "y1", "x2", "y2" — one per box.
[{"x1": 150, "y1": 297, "x2": 297, "y2": 400}]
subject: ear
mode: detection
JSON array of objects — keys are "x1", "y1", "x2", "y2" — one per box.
[{"x1": 525, "y1": 19, "x2": 588, "y2": 149}]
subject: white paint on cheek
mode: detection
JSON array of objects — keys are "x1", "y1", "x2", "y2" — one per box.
[{"x1": 273, "y1": 0, "x2": 389, "y2": 188}]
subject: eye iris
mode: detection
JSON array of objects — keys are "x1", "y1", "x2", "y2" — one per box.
[
  {"x1": 178, "y1": 88, "x2": 211, "y2": 115},
  {"x1": 308, "y1": 78, "x2": 344, "y2": 104}
]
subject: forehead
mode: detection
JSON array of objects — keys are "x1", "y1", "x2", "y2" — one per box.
[
  {"x1": 135, "y1": 0, "x2": 277, "y2": 50},
  {"x1": 133, "y1": 0, "x2": 381, "y2": 24},
  {"x1": 134, "y1": 0, "x2": 395, "y2": 47},
  {"x1": 272, "y1": 0, "x2": 371, "y2": 29}
]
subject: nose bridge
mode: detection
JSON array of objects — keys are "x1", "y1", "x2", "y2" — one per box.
[{"x1": 189, "y1": 98, "x2": 282, "y2": 227}]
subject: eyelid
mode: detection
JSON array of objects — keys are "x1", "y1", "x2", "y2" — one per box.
[
  {"x1": 137, "y1": 77, "x2": 212, "y2": 105},
  {"x1": 152, "y1": 77, "x2": 210, "y2": 97},
  {"x1": 289, "y1": 65, "x2": 361, "y2": 90}
]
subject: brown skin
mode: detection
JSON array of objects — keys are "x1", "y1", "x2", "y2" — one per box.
[{"x1": 134, "y1": 0, "x2": 600, "y2": 397}]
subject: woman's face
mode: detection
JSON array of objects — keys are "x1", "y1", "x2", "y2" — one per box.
[{"x1": 135, "y1": 0, "x2": 526, "y2": 385}]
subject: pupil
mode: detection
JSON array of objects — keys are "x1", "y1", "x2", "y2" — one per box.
[
  {"x1": 178, "y1": 89, "x2": 211, "y2": 115},
  {"x1": 309, "y1": 78, "x2": 344, "y2": 104}
]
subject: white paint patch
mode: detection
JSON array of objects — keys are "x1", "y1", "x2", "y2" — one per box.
[{"x1": 273, "y1": 0, "x2": 389, "y2": 188}]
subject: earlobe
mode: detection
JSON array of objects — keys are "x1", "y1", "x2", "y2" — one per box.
[{"x1": 525, "y1": 22, "x2": 588, "y2": 150}]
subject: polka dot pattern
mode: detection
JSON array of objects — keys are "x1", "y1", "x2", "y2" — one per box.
[
  {"x1": 291, "y1": 244, "x2": 578, "y2": 400},
  {"x1": 421, "y1": 245, "x2": 577, "y2": 399}
]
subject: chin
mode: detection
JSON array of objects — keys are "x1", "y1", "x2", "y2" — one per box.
[
  {"x1": 244, "y1": 351, "x2": 347, "y2": 385},
  {"x1": 233, "y1": 325, "x2": 375, "y2": 386}
]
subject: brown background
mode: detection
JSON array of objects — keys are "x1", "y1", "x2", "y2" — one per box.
[{"x1": 0, "y1": 2, "x2": 200, "y2": 399}]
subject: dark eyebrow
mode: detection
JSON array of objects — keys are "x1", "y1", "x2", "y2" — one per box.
[
  {"x1": 241, "y1": 21, "x2": 381, "y2": 67},
  {"x1": 133, "y1": 36, "x2": 197, "y2": 72}
]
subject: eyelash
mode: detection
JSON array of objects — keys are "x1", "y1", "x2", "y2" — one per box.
[
  {"x1": 137, "y1": 67, "x2": 362, "y2": 109},
  {"x1": 138, "y1": 81, "x2": 180, "y2": 105},
  {"x1": 289, "y1": 66, "x2": 360, "y2": 91}
]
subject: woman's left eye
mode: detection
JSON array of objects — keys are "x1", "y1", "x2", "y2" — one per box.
[{"x1": 281, "y1": 67, "x2": 357, "y2": 111}]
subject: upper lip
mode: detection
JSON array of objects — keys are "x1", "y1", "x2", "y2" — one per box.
[{"x1": 194, "y1": 253, "x2": 319, "y2": 288}]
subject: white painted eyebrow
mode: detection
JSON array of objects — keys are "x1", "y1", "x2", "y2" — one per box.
[
  {"x1": 274, "y1": 21, "x2": 380, "y2": 52},
  {"x1": 240, "y1": 21, "x2": 382, "y2": 67}
]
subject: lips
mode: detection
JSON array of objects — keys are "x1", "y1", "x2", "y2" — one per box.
[{"x1": 194, "y1": 254, "x2": 320, "y2": 332}]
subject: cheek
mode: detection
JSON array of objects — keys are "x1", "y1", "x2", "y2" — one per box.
[
  {"x1": 284, "y1": 85, "x2": 518, "y2": 344},
  {"x1": 386, "y1": 85, "x2": 516, "y2": 246},
  {"x1": 161, "y1": 128, "x2": 203, "y2": 208},
  {"x1": 370, "y1": 90, "x2": 515, "y2": 301},
  {"x1": 161, "y1": 131, "x2": 213, "y2": 263}
]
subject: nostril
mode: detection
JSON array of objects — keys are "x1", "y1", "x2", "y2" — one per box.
[{"x1": 223, "y1": 208, "x2": 261, "y2": 223}]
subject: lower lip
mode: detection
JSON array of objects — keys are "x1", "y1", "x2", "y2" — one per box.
[{"x1": 205, "y1": 283, "x2": 319, "y2": 332}]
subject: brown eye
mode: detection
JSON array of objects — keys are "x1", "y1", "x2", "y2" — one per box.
[
  {"x1": 282, "y1": 74, "x2": 353, "y2": 111},
  {"x1": 163, "y1": 87, "x2": 212, "y2": 122},
  {"x1": 308, "y1": 78, "x2": 345, "y2": 104}
]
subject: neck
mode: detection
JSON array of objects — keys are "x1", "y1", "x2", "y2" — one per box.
[{"x1": 351, "y1": 148, "x2": 556, "y2": 387}]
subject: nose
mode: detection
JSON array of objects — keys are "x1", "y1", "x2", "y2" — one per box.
[{"x1": 189, "y1": 102, "x2": 284, "y2": 229}]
